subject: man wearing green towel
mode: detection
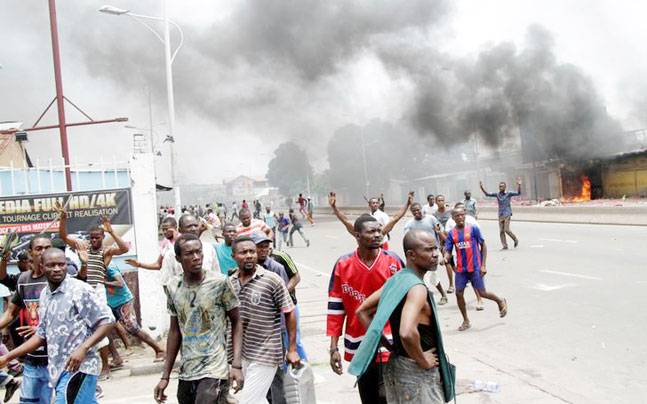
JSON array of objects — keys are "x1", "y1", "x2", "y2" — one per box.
[{"x1": 353, "y1": 229, "x2": 450, "y2": 403}]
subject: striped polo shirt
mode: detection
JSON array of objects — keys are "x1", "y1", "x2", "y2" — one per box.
[
  {"x1": 230, "y1": 266, "x2": 294, "y2": 366},
  {"x1": 86, "y1": 249, "x2": 107, "y2": 286}
]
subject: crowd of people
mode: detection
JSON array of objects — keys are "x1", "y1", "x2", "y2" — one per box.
[{"x1": 0, "y1": 180, "x2": 521, "y2": 403}]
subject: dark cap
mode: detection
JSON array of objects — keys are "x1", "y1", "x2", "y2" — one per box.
[{"x1": 250, "y1": 232, "x2": 272, "y2": 245}]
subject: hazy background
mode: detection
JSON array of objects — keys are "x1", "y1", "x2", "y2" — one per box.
[{"x1": 1, "y1": 0, "x2": 646, "y2": 187}]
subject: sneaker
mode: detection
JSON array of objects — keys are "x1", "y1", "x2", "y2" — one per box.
[
  {"x1": 439, "y1": 296, "x2": 448, "y2": 305},
  {"x1": 306, "y1": 240, "x2": 310, "y2": 247},
  {"x1": 4, "y1": 379, "x2": 20, "y2": 402}
]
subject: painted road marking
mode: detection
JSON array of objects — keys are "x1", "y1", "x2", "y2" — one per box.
[
  {"x1": 297, "y1": 261, "x2": 329, "y2": 277},
  {"x1": 541, "y1": 269, "x2": 602, "y2": 281},
  {"x1": 530, "y1": 244, "x2": 545, "y2": 248},
  {"x1": 531, "y1": 283, "x2": 577, "y2": 291},
  {"x1": 324, "y1": 234, "x2": 339, "y2": 239},
  {"x1": 539, "y1": 238, "x2": 578, "y2": 244}
]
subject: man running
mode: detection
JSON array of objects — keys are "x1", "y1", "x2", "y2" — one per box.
[
  {"x1": 444, "y1": 208, "x2": 508, "y2": 331},
  {"x1": 288, "y1": 209, "x2": 309, "y2": 247},
  {"x1": 229, "y1": 236, "x2": 300, "y2": 404},
  {"x1": 215, "y1": 223, "x2": 238, "y2": 275},
  {"x1": 462, "y1": 191, "x2": 477, "y2": 218},
  {"x1": 0, "y1": 248, "x2": 115, "y2": 403},
  {"x1": 236, "y1": 209, "x2": 273, "y2": 239},
  {"x1": 327, "y1": 215, "x2": 404, "y2": 404},
  {"x1": 403, "y1": 203, "x2": 448, "y2": 305},
  {"x1": 328, "y1": 191, "x2": 413, "y2": 250},
  {"x1": 480, "y1": 179, "x2": 522, "y2": 249},
  {"x1": 104, "y1": 264, "x2": 165, "y2": 362},
  {"x1": 154, "y1": 234, "x2": 243, "y2": 404},
  {"x1": 353, "y1": 229, "x2": 453, "y2": 404}
]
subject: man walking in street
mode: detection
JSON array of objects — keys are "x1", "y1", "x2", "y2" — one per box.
[
  {"x1": 154, "y1": 234, "x2": 243, "y2": 404},
  {"x1": 236, "y1": 209, "x2": 274, "y2": 239},
  {"x1": 422, "y1": 194, "x2": 437, "y2": 216},
  {"x1": 263, "y1": 206, "x2": 278, "y2": 247},
  {"x1": 326, "y1": 215, "x2": 404, "y2": 404},
  {"x1": 462, "y1": 191, "x2": 478, "y2": 218},
  {"x1": 352, "y1": 229, "x2": 453, "y2": 404},
  {"x1": 276, "y1": 212, "x2": 290, "y2": 250},
  {"x1": 0, "y1": 235, "x2": 75, "y2": 403},
  {"x1": 480, "y1": 179, "x2": 522, "y2": 249},
  {"x1": 215, "y1": 223, "x2": 238, "y2": 275},
  {"x1": 159, "y1": 214, "x2": 221, "y2": 288},
  {"x1": 0, "y1": 248, "x2": 115, "y2": 403},
  {"x1": 229, "y1": 236, "x2": 300, "y2": 404},
  {"x1": 403, "y1": 203, "x2": 448, "y2": 305},
  {"x1": 444, "y1": 208, "x2": 508, "y2": 331}
]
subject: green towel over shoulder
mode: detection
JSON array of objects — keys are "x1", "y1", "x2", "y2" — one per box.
[{"x1": 348, "y1": 267, "x2": 456, "y2": 402}]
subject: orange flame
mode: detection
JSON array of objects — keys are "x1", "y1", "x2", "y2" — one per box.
[{"x1": 561, "y1": 175, "x2": 591, "y2": 203}]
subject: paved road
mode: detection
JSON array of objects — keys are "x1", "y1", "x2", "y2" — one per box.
[{"x1": 40, "y1": 217, "x2": 645, "y2": 404}]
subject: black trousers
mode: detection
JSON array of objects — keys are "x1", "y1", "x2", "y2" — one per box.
[
  {"x1": 177, "y1": 378, "x2": 228, "y2": 404},
  {"x1": 358, "y1": 361, "x2": 387, "y2": 404}
]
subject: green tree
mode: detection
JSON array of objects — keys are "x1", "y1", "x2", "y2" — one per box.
[{"x1": 266, "y1": 142, "x2": 313, "y2": 197}]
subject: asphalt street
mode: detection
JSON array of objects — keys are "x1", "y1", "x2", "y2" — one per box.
[{"x1": 26, "y1": 216, "x2": 645, "y2": 404}]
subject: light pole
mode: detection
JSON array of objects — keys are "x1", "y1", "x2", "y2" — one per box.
[{"x1": 99, "y1": 3, "x2": 184, "y2": 215}]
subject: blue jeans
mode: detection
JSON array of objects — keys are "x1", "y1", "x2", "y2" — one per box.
[
  {"x1": 54, "y1": 372, "x2": 97, "y2": 404},
  {"x1": 282, "y1": 305, "x2": 308, "y2": 361},
  {"x1": 20, "y1": 363, "x2": 52, "y2": 404}
]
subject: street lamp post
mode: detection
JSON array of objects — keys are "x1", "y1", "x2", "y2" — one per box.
[{"x1": 99, "y1": 3, "x2": 183, "y2": 215}]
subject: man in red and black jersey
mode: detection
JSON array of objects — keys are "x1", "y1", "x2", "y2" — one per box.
[{"x1": 327, "y1": 214, "x2": 404, "y2": 404}]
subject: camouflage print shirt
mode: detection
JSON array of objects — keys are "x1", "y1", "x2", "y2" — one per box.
[{"x1": 165, "y1": 271, "x2": 239, "y2": 381}]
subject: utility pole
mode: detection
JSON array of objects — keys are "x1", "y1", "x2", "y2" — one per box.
[{"x1": 48, "y1": 0, "x2": 72, "y2": 191}]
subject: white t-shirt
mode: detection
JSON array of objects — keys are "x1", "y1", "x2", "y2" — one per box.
[
  {"x1": 422, "y1": 204, "x2": 438, "y2": 216},
  {"x1": 371, "y1": 210, "x2": 390, "y2": 227},
  {"x1": 444, "y1": 215, "x2": 479, "y2": 233},
  {"x1": 160, "y1": 240, "x2": 220, "y2": 286}
]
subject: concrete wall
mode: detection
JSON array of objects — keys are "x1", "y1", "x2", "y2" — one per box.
[
  {"x1": 129, "y1": 153, "x2": 167, "y2": 335},
  {"x1": 603, "y1": 154, "x2": 647, "y2": 198}
]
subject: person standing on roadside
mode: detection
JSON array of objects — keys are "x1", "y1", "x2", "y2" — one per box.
[
  {"x1": 154, "y1": 234, "x2": 243, "y2": 404},
  {"x1": 480, "y1": 179, "x2": 522, "y2": 249}
]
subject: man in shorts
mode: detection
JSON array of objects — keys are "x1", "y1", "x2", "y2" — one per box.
[
  {"x1": 444, "y1": 208, "x2": 508, "y2": 331},
  {"x1": 105, "y1": 264, "x2": 165, "y2": 361}
]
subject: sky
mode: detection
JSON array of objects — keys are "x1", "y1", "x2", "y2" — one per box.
[{"x1": 1, "y1": 0, "x2": 645, "y2": 186}]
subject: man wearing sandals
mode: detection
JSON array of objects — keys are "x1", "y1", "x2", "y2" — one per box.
[{"x1": 444, "y1": 208, "x2": 507, "y2": 331}]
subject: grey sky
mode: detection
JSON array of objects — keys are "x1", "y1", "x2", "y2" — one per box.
[{"x1": 1, "y1": 0, "x2": 645, "y2": 185}]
